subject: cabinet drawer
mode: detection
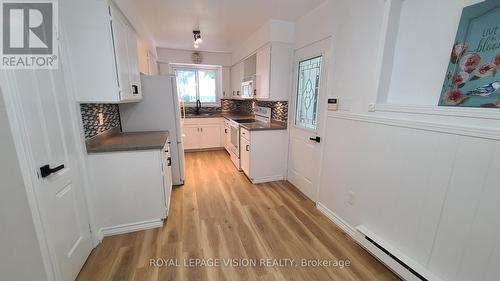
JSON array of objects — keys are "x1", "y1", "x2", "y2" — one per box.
[{"x1": 240, "y1": 127, "x2": 250, "y2": 141}]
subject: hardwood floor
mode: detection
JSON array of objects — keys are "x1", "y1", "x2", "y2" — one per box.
[{"x1": 76, "y1": 150, "x2": 400, "y2": 281}]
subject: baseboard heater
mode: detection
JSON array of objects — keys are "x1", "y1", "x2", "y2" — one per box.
[
  {"x1": 356, "y1": 226, "x2": 442, "y2": 281},
  {"x1": 364, "y1": 235, "x2": 427, "y2": 280}
]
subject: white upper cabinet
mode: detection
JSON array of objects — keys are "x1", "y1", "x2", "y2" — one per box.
[
  {"x1": 256, "y1": 45, "x2": 271, "y2": 100},
  {"x1": 230, "y1": 62, "x2": 244, "y2": 98},
  {"x1": 61, "y1": 0, "x2": 142, "y2": 103},
  {"x1": 255, "y1": 43, "x2": 293, "y2": 101},
  {"x1": 222, "y1": 67, "x2": 231, "y2": 97}
]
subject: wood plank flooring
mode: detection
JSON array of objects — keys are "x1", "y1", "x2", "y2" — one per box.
[{"x1": 76, "y1": 150, "x2": 400, "y2": 281}]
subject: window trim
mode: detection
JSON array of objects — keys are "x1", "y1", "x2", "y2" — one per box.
[{"x1": 171, "y1": 63, "x2": 222, "y2": 107}]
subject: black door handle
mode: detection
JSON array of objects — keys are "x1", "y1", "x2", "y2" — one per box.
[
  {"x1": 132, "y1": 85, "x2": 139, "y2": 95},
  {"x1": 309, "y1": 136, "x2": 321, "y2": 143},
  {"x1": 40, "y1": 164, "x2": 65, "y2": 178},
  {"x1": 167, "y1": 157, "x2": 171, "y2": 167}
]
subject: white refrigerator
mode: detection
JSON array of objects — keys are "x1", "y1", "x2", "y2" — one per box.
[{"x1": 120, "y1": 75, "x2": 185, "y2": 185}]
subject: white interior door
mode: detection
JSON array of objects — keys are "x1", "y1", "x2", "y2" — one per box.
[
  {"x1": 1, "y1": 67, "x2": 93, "y2": 280},
  {"x1": 287, "y1": 38, "x2": 331, "y2": 201}
]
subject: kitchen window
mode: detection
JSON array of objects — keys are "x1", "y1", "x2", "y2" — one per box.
[{"x1": 173, "y1": 65, "x2": 221, "y2": 106}]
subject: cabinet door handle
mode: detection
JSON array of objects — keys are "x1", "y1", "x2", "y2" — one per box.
[
  {"x1": 246, "y1": 145, "x2": 249, "y2": 151},
  {"x1": 40, "y1": 164, "x2": 65, "y2": 178},
  {"x1": 225, "y1": 128, "x2": 228, "y2": 134},
  {"x1": 132, "y1": 85, "x2": 139, "y2": 95},
  {"x1": 167, "y1": 157, "x2": 171, "y2": 167}
]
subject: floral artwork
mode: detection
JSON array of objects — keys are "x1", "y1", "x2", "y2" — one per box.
[{"x1": 439, "y1": 1, "x2": 500, "y2": 108}]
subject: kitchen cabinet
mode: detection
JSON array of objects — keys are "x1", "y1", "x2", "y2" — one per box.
[
  {"x1": 240, "y1": 135, "x2": 250, "y2": 176},
  {"x1": 182, "y1": 126, "x2": 200, "y2": 150},
  {"x1": 224, "y1": 119, "x2": 231, "y2": 152},
  {"x1": 230, "y1": 62, "x2": 244, "y2": 97},
  {"x1": 239, "y1": 127, "x2": 287, "y2": 184},
  {"x1": 243, "y1": 54, "x2": 257, "y2": 78},
  {"x1": 255, "y1": 43, "x2": 293, "y2": 101},
  {"x1": 86, "y1": 138, "x2": 171, "y2": 238},
  {"x1": 182, "y1": 118, "x2": 224, "y2": 150},
  {"x1": 61, "y1": 0, "x2": 142, "y2": 103},
  {"x1": 222, "y1": 67, "x2": 231, "y2": 97},
  {"x1": 162, "y1": 141, "x2": 173, "y2": 216}
]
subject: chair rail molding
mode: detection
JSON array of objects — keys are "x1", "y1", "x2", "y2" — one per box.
[
  {"x1": 372, "y1": 103, "x2": 500, "y2": 120},
  {"x1": 328, "y1": 111, "x2": 500, "y2": 141}
]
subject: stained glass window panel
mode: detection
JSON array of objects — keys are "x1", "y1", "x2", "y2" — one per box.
[{"x1": 295, "y1": 56, "x2": 322, "y2": 130}]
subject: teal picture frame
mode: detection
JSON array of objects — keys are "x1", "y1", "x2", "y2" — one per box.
[{"x1": 439, "y1": 0, "x2": 500, "y2": 108}]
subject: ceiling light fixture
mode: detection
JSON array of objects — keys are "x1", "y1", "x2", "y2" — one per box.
[{"x1": 193, "y1": 29, "x2": 202, "y2": 48}]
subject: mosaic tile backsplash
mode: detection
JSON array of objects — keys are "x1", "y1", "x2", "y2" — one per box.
[
  {"x1": 184, "y1": 106, "x2": 222, "y2": 115},
  {"x1": 221, "y1": 99, "x2": 288, "y2": 122},
  {"x1": 80, "y1": 104, "x2": 121, "y2": 139}
]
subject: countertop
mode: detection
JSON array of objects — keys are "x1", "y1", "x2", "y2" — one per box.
[
  {"x1": 185, "y1": 112, "x2": 287, "y2": 131},
  {"x1": 86, "y1": 129, "x2": 169, "y2": 153},
  {"x1": 239, "y1": 121, "x2": 287, "y2": 131}
]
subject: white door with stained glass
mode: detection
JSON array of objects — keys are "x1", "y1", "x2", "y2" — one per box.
[{"x1": 288, "y1": 38, "x2": 331, "y2": 201}]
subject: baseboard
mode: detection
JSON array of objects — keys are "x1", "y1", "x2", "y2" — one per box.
[
  {"x1": 316, "y1": 203, "x2": 440, "y2": 281},
  {"x1": 251, "y1": 175, "x2": 285, "y2": 184},
  {"x1": 97, "y1": 219, "x2": 163, "y2": 242},
  {"x1": 316, "y1": 202, "x2": 357, "y2": 238}
]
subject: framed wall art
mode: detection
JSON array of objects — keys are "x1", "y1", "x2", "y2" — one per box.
[{"x1": 439, "y1": 0, "x2": 500, "y2": 108}]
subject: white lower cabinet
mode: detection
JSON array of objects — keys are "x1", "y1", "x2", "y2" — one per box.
[
  {"x1": 224, "y1": 119, "x2": 231, "y2": 153},
  {"x1": 239, "y1": 127, "x2": 287, "y2": 184},
  {"x1": 182, "y1": 118, "x2": 224, "y2": 150},
  {"x1": 240, "y1": 136, "x2": 250, "y2": 176},
  {"x1": 87, "y1": 140, "x2": 172, "y2": 238}
]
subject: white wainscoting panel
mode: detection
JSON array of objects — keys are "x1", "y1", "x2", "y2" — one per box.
[{"x1": 318, "y1": 113, "x2": 500, "y2": 281}]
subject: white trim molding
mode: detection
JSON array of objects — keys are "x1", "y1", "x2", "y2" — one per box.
[
  {"x1": 328, "y1": 111, "x2": 500, "y2": 141},
  {"x1": 372, "y1": 103, "x2": 500, "y2": 120},
  {"x1": 97, "y1": 219, "x2": 164, "y2": 242},
  {"x1": 316, "y1": 202, "x2": 357, "y2": 238}
]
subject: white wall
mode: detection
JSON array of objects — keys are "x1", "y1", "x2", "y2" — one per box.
[
  {"x1": 232, "y1": 19, "x2": 295, "y2": 65},
  {"x1": 295, "y1": 0, "x2": 387, "y2": 113},
  {"x1": 295, "y1": 0, "x2": 500, "y2": 280},
  {"x1": 387, "y1": 0, "x2": 483, "y2": 105},
  {"x1": 157, "y1": 48, "x2": 232, "y2": 75},
  {"x1": 0, "y1": 91, "x2": 48, "y2": 281}
]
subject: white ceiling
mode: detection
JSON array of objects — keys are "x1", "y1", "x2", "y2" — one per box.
[{"x1": 114, "y1": 0, "x2": 326, "y2": 53}]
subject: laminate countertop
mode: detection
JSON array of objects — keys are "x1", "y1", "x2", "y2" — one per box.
[
  {"x1": 222, "y1": 114, "x2": 287, "y2": 131},
  {"x1": 239, "y1": 121, "x2": 287, "y2": 131},
  {"x1": 86, "y1": 130, "x2": 169, "y2": 153}
]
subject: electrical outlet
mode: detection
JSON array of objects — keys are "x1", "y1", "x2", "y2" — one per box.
[
  {"x1": 98, "y1": 113, "x2": 104, "y2": 126},
  {"x1": 348, "y1": 190, "x2": 356, "y2": 205}
]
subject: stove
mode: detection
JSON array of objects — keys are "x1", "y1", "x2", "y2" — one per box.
[{"x1": 228, "y1": 106, "x2": 271, "y2": 171}]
